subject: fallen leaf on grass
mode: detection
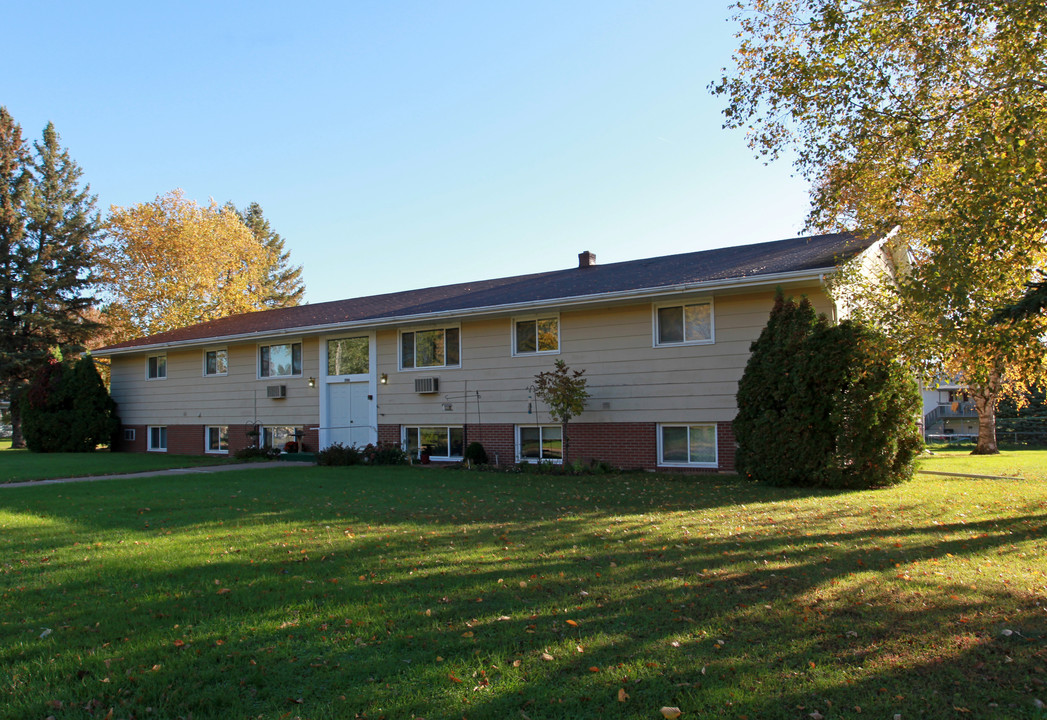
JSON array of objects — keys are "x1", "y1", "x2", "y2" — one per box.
[
  {"x1": 617, "y1": 688, "x2": 629, "y2": 702},
  {"x1": 540, "y1": 652, "x2": 554, "y2": 662},
  {"x1": 449, "y1": 674, "x2": 463, "y2": 683},
  {"x1": 660, "y1": 707, "x2": 682, "y2": 719},
  {"x1": 566, "y1": 619, "x2": 578, "y2": 627}
]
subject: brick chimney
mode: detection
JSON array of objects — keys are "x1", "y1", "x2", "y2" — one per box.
[{"x1": 578, "y1": 251, "x2": 596, "y2": 268}]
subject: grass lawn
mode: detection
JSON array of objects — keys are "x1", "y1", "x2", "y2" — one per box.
[
  {"x1": 918, "y1": 447, "x2": 1047, "y2": 481},
  {"x1": 0, "y1": 445, "x2": 239, "y2": 484},
  {"x1": 1, "y1": 467, "x2": 1045, "y2": 720}
]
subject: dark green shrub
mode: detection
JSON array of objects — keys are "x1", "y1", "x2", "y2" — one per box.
[
  {"x1": 463, "y1": 441, "x2": 488, "y2": 465},
  {"x1": 735, "y1": 291, "x2": 828, "y2": 486},
  {"x1": 317, "y1": 442, "x2": 362, "y2": 466},
  {"x1": 21, "y1": 355, "x2": 119, "y2": 453},
  {"x1": 735, "y1": 290, "x2": 922, "y2": 489}
]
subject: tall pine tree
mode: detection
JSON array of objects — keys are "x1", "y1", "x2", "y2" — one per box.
[
  {"x1": 230, "y1": 202, "x2": 304, "y2": 308},
  {"x1": 0, "y1": 108, "x2": 32, "y2": 447},
  {"x1": 0, "y1": 110, "x2": 101, "y2": 448}
]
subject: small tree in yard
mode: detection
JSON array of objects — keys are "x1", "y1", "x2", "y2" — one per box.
[
  {"x1": 533, "y1": 359, "x2": 589, "y2": 466},
  {"x1": 735, "y1": 290, "x2": 922, "y2": 489}
]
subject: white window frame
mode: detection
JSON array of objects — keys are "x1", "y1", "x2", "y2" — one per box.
[
  {"x1": 401, "y1": 426, "x2": 465, "y2": 462},
  {"x1": 123, "y1": 428, "x2": 136, "y2": 442},
  {"x1": 258, "y1": 341, "x2": 303, "y2": 379},
  {"x1": 205, "y1": 425, "x2": 229, "y2": 454},
  {"x1": 203, "y1": 348, "x2": 228, "y2": 377},
  {"x1": 515, "y1": 424, "x2": 563, "y2": 464},
  {"x1": 657, "y1": 423, "x2": 718, "y2": 468},
  {"x1": 146, "y1": 354, "x2": 167, "y2": 380},
  {"x1": 398, "y1": 326, "x2": 461, "y2": 371},
  {"x1": 511, "y1": 314, "x2": 561, "y2": 356},
  {"x1": 147, "y1": 425, "x2": 167, "y2": 452},
  {"x1": 652, "y1": 298, "x2": 715, "y2": 347}
]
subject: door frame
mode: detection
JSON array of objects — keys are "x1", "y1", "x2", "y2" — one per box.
[{"x1": 318, "y1": 331, "x2": 378, "y2": 450}]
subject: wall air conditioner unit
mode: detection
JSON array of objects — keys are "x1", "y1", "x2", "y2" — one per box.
[
  {"x1": 266, "y1": 384, "x2": 287, "y2": 399},
  {"x1": 414, "y1": 377, "x2": 439, "y2": 394}
]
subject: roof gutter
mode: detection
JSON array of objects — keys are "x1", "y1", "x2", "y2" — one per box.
[{"x1": 93, "y1": 267, "x2": 835, "y2": 357}]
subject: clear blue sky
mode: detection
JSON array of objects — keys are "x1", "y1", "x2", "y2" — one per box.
[{"x1": 5, "y1": 1, "x2": 812, "y2": 305}]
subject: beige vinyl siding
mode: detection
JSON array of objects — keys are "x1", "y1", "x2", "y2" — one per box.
[
  {"x1": 375, "y1": 286, "x2": 832, "y2": 425},
  {"x1": 110, "y1": 339, "x2": 321, "y2": 426}
]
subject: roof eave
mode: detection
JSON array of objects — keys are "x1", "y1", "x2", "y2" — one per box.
[{"x1": 93, "y1": 267, "x2": 835, "y2": 357}]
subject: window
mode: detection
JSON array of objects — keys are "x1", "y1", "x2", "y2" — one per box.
[
  {"x1": 206, "y1": 426, "x2": 229, "y2": 453},
  {"x1": 658, "y1": 424, "x2": 717, "y2": 467},
  {"x1": 654, "y1": 300, "x2": 713, "y2": 346},
  {"x1": 147, "y1": 354, "x2": 167, "y2": 380},
  {"x1": 403, "y1": 426, "x2": 464, "y2": 461},
  {"x1": 147, "y1": 426, "x2": 167, "y2": 452},
  {"x1": 261, "y1": 426, "x2": 301, "y2": 450},
  {"x1": 260, "y1": 342, "x2": 302, "y2": 378},
  {"x1": 327, "y1": 336, "x2": 369, "y2": 375},
  {"x1": 204, "y1": 349, "x2": 228, "y2": 376},
  {"x1": 123, "y1": 428, "x2": 136, "y2": 442},
  {"x1": 400, "y1": 327, "x2": 460, "y2": 369},
  {"x1": 513, "y1": 316, "x2": 559, "y2": 355},
  {"x1": 516, "y1": 425, "x2": 562, "y2": 463}
]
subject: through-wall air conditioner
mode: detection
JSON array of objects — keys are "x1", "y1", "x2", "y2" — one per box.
[
  {"x1": 414, "y1": 377, "x2": 439, "y2": 394},
  {"x1": 266, "y1": 384, "x2": 287, "y2": 399}
]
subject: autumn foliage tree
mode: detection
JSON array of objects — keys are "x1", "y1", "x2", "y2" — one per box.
[
  {"x1": 532, "y1": 359, "x2": 590, "y2": 466},
  {"x1": 99, "y1": 190, "x2": 281, "y2": 339},
  {"x1": 714, "y1": 0, "x2": 1047, "y2": 454}
]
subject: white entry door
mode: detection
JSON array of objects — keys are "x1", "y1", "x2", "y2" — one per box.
[{"x1": 327, "y1": 381, "x2": 371, "y2": 448}]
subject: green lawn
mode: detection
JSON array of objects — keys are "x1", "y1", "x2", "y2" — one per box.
[
  {"x1": 0, "y1": 445, "x2": 238, "y2": 483},
  {"x1": 1, "y1": 467, "x2": 1045, "y2": 719},
  {"x1": 917, "y1": 447, "x2": 1047, "y2": 480}
]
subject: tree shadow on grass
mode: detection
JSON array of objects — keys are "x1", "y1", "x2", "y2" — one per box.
[{"x1": 0, "y1": 468, "x2": 1045, "y2": 719}]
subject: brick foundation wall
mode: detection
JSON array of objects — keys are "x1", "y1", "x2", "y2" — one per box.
[
  {"x1": 378, "y1": 422, "x2": 738, "y2": 472},
  {"x1": 113, "y1": 423, "x2": 319, "y2": 457}
]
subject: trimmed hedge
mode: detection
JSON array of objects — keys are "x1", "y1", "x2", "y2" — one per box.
[{"x1": 735, "y1": 291, "x2": 922, "y2": 488}]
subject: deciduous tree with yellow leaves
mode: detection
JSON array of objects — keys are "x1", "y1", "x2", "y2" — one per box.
[
  {"x1": 714, "y1": 0, "x2": 1047, "y2": 454},
  {"x1": 99, "y1": 190, "x2": 280, "y2": 340}
]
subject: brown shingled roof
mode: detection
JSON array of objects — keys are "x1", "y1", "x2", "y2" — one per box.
[{"x1": 96, "y1": 231, "x2": 872, "y2": 353}]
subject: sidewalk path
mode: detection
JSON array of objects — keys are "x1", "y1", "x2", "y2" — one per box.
[{"x1": 1, "y1": 461, "x2": 310, "y2": 489}]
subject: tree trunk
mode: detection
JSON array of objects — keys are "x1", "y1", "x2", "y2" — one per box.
[
  {"x1": 561, "y1": 421, "x2": 570, "y2": 466},
  {"x1": 970, "y1": 382, "x2": 1000, "y2": 455},
  {"x1": 10, "y1": 403, "x2": 24, "y2": 449}
]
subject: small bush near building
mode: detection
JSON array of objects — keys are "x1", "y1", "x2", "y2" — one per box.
[
  {"x1": 735, "y1": 290, "x2": 922, "y2": 489},
  {"x1": 463, "y1": 441, "x2": 488, "y2": 465},
  {"x1": 21, "y1": 355, "x2": 120, "y2": 453},
  {"x1": 233, "y1": 446, "x2": 280, "y2": 461},
  {"x1": 361, "y1": 441, "x2": 409, "y2": 465},
  {"x1": 317, "y1": 443, "x2": 362, "y2": 466}
]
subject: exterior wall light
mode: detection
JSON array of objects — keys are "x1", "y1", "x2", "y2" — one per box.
[
  {"x1": 308, "y1": 377, "x2": 316, "y2": 388},
  {"x1": 380, "y1": 373, "x2": 388, "y2": 384}
]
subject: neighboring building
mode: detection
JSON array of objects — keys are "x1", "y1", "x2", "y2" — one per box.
[
  {"x1": 94, "y1": 232, "x2": 881, "y2": 471},
  {"x1": 921, "y1": 381, "x2": 979, "y2": 440}
]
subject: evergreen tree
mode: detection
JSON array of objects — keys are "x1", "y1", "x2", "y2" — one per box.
[
  {"x1": 0, "y1": 107, "x2": 32, "y2": 447},
  {"x1": 0, "y1": 113, "x2": 101, "y2": 448},
  {"x1": 735, "y1": 290, "x2": 922, "y2": 488},
  {"x1": 734, "y1": 290, "x2": 828, "y2": 485},
  {"x1": 231, "y1": 202, "x2": 304, "y2": 308},
  {"x1": 21, "y1": 353, "x2": 118, "y2": 453}
]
